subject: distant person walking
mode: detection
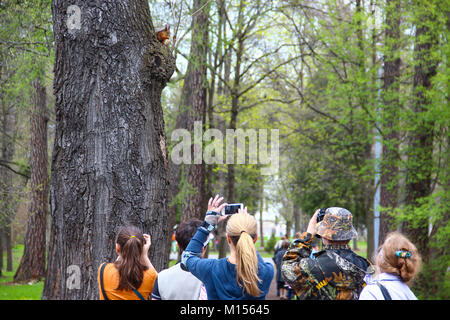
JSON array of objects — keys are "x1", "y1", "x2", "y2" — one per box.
[
  {"x1": 359, "y1": 232, "x2": 422, "y2": 300},
  {"x1": 274, "y1": 240, "x2": 289, "y2": 299},
  {"x1": 152, "y1": 219, "x2": 207, "y2": 300},
  {"x1": 181, "y1": 195, "x2": 274, "y2": 300},
  {"x1": 282, "y1": 207, "x2": 371, "y2": 300},
  {"x1": 98, "y1": 226, "x2": 157, "y2": 300}
]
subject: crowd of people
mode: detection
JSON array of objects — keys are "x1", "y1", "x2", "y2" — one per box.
[{"x1": 97, "y1": 194, "x2": 422, "y2": 300}]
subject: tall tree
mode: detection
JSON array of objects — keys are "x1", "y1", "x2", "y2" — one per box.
[
  {"x1": 42, "y1": 0, "x2": 175, "y2": 299},
  {"x1": 404, "y1": 0, "x2": 439, "y2": 265},
  {"x1": 0, "y1": 0, "x2": 50, "y2": 280},
  {"x1": 379, "y1": 0, "x2": 401, "y2": 244},
  {"x1": 0, "y1": 73, "x2": 16, "y2": 275},
  {"x1": 177, "y1": 0, "x2": 210, "y2": 222},
  {"x1": 14, "y1": 77, "x2": 48, "y2": 282}
]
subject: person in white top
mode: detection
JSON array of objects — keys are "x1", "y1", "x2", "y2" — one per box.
[
  {"x1": 151, "y1": 219, "x2": 208, "y2": 300},
  {"x1": 359, "y1": 232, "x2": 422, "y2": 300}
]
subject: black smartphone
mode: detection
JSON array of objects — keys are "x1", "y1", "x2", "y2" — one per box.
[{"x1": 224, "y1": 203, "x2": 243, "y2": 215}]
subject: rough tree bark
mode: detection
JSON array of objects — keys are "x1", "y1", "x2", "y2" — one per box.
[
  {"x1": 402, "y1": 4, "x2": 440, "y2": 297},
  {"x1": 178, "y1": 0, "x2": 209, "y2": 222},
  {"x1": 14, "y1": 78, "x2": 48, "y2": 282},
  {"x1": 404, "y1": 6, "x2": 438, "y2": 263},
  {"x1": 165, "y1": 0, "x2": 209, "y2": 260},
  {"x1": 42, "y1": 0, "x2": 175, "y2": 299},
  {"x1": 379, "y1": 0, "x2": 401, "y2": 245},
  {"x1": 0, "y1": 85, "x2": 16, "y2": 274}
]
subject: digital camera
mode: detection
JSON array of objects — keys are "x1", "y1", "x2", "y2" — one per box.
[{"x1": 317, "y1": 208, "x2": 327, "y2": 223}]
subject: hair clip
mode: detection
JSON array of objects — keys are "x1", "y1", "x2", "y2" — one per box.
[
  {"x1": 129, "y1": 235, "x2": 136, "y2": 239},
  {"x1": 395, "y1": 250, "x2": 411, "y2": 259}
]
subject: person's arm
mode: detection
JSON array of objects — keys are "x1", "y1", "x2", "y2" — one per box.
[
  {"x1": 281, "y1": 210, "x2": 319, "y2": 294},
  {"x1": 141, "y1": 234, "x2": 154, "y2": 270},
  {"x1": 181, "y1": 224, "x2": 211, "y2": 267},
  {"x1": 151, "y1": 276, "x2": 161, "y2": 300},
  {"x1": 181, "y1": 195, "x2": 228, "y2": 275}
]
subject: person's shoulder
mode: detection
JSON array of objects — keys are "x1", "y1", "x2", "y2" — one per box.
[
  {"x1": 350, "y1": 251, "x2": 371, "y2": 270},
  {"x1": 314, "y1": 250, "x2": 326, "y2": 257},
  {"x1": 359, "y1": 283, "x2": 379, "y2": 300},
  {"x1": 98, "y1": 262, "x2": 112, "y2": 270},
  {"x1": 145, "y1": 265, "x2": 158, "y2": 275},
  {"x1": 99, "y1": 262, "x2": 117, "y2": 275},
  {"x1": 158, "y1": 263, "x2": 179, "y2": 275},
  {"x1": 192, "y1": 257, "x2": 222, "y2": 274}
]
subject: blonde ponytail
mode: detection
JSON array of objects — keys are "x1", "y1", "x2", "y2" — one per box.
[{"x1": 226, "y1": 213, "x2": 261, "y2": 297}]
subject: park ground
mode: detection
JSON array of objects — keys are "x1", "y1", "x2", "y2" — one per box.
[{"x1": 0, "y1": 238, "x2": 367, "y2": 300}]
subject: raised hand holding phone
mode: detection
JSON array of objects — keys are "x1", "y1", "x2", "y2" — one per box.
[{"x1": 205, "y1": 194, "x2": 228, "y2": 226}]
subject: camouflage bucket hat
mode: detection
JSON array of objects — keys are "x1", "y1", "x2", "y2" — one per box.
[{"x1": 316, "y1": 207, "x2": 358, "y2": 241}]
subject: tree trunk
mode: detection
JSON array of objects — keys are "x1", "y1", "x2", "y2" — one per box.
[
  {"x1": 285, "y1": 219, "x2": 292, "y2": 238},
  {"x1": 42, "y1": 0, "x2": 175, "y2": 299},
  {"x1": 0, "y1": 229, "x2": 3, "y2": 276},
  {"x1": 379, "y1": 0, "x2": 401, "y2": 245},
  {"x1": 14, "y1": 78, "x2": 47, "y2": 282},
  {"x1": 179, "y1": 0, "x2": 209, "y2": 222},
  {"x1": 403, "y1": 7, "x2": 438, "y2": 261},
  {"x1": 259, "y1": 184, "x2": 264, "y2": 248},
  {"x1": 0, "y1": 68, "x2": 16, "y2": 274},
  {"x1": 293, "y1": 202, "x2": 301, "y2": 234},
  {"x1": 403, "y1": 7, "x2": 439, "y2": 296},
  {"x1": 225, "y1": 0, "x2": 245, "y2": 206},
  {"x1": 5, "y1": 225, "x2": 12, "y2": 272}
]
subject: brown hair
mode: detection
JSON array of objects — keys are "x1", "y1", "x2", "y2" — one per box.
[
  {"x1": 176, "y1": 219, "x2": 202, "y2": 252},
  {"x1": 226, "y1": 213, "x2": 261, "y2": 297},
  {"x1": 377, "y1": 232, "x2": 422, "y2": 284},
  {"x1": 114, "y1": 225, "x2": 148, "y2": 291}
]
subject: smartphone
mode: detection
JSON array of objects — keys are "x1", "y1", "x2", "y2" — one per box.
[{"x1": 224, "y1": 203, "x2": 243, "y2": 215}]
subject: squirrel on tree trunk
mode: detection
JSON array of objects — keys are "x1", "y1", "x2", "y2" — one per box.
[{"x1": 156, "y1": 25, "x2": 171, "y2": 46}]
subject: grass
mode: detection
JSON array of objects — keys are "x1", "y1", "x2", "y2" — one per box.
[{"x1": 0, "y1": 245, "x2": 44, "y2": 300}]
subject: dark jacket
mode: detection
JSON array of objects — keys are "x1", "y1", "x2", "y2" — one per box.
[
  {"x1": 281, "y1": 232, "x2": 370, "y2": 300},
  {"x1": 274, "y1": 248, "x2": 287, "y2": 283}
]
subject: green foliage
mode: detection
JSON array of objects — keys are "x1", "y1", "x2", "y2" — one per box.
[{"x1": 264, "y1": 233, "x2": 277, "y2": 254}]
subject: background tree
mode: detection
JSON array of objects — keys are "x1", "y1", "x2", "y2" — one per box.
[
  {"x1": 0, "y1": 0, "x2": 51, "y2": 281},
  {"x1": 379, "y1": 0, "x2": 401, "y2": 245},
  {"x1": 14, "y1": 76, "x2": 48, "y2": 282},
  {"x1": 169, "y1": 0, "x2": 210, "y2": 224},
  {"x1": 401, "y1": 0, "x2": 448, "y2": 298}
]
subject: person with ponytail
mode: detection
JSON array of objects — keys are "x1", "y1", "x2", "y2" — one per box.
[
  {"x1": 97, "y1": 225, "x2": 157, "y2": 300},
  {"x1": 181, "y1": 194, "x2": 274, "y2": 300},
  {"x1": 359, "y1": 232, "x2": 422, "y2": 300}
]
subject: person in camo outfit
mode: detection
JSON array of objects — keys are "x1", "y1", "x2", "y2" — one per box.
[{"x1": 281, "y1": 207, "x2": 372, "y2": 300}]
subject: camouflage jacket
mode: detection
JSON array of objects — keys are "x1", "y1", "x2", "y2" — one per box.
[{"x1": 281, "y1": 232, "x2": 371, "y2": 300}]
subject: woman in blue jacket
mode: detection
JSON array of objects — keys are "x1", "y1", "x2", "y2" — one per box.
[{"x1": 181, "y1": 195, "x2": 274, "y2": 300}]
